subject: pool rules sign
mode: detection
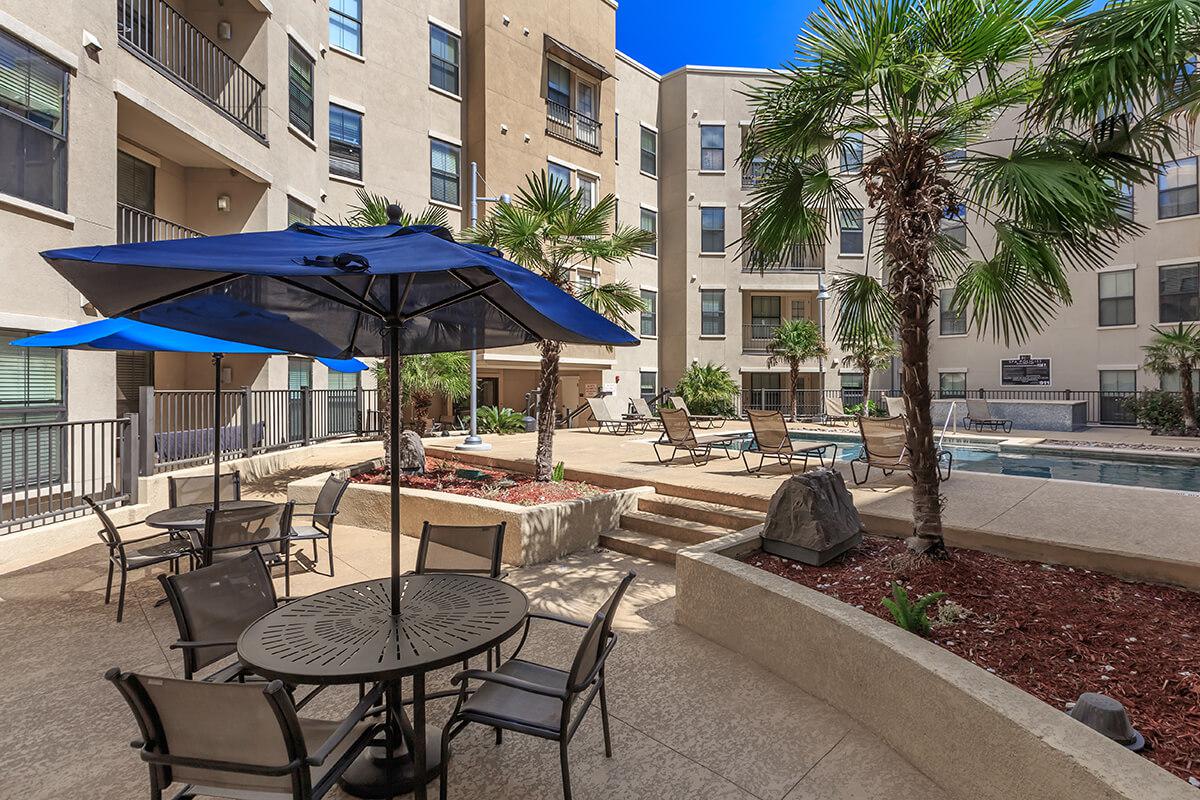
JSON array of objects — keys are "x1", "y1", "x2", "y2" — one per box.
[{"x1": 1001, "y1": 354, "x2": 1051, "y2": 386}]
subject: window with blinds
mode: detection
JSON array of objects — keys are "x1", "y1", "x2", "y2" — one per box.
[
  {"x1": 0, "y1": 328, "x2": 66, "y2": 489},
  {"x1": 117, "y1": 151, "x2": 155, "y2": 212},
  {"x1": 329, "y1": 104, "x2": 363, "y2": 180},
  {"x1": 288, "y1": 39, "x2": 315, "y2": 138},
  {"x1": 430, "y1": 138, "x2": 460, "y2": 205},
  {"x1": 1159, "y1": 262, "x2": 1199, "y2": 322},
  {"x1": 115, "y1": 351, "x2": 153, "y2": 417},
  {"x1": 0, "y1": 29, "x2": 69, "y2": 211}
]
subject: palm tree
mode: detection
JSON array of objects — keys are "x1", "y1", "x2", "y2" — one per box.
[
  {"x1": 765, "y1": 319, "x2": 827, "y2": 419},
  {"x1": 742, "y1": 0, "x2": 1144, "y2": 555},
  {"x1": 401, "y1": 352, "x2": 472, "y2": 435},
  {"x1": 369, "y1": 359, "x2": 398, "y2": 470},
  {"x1": 840, "y1": 330, "x2": 899, "y2": 414},
  {"x1": 675, "y1": 362, "x2": 740, "y2": 417},
  {"x1": 1142, "y1": 323, "x2": 1200, "y2": 434},
  {"x1": 319, "y1": 189, "x2": 451, "y2": 227},
  {"x1": 467, "y1": 172, "x2": 654, "y2": 481}
]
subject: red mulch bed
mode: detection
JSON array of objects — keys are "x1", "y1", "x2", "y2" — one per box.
[
  {"x1": 350, "y1": 457, "x2": 606, "y2": 506},
  {"x1": 743, "y1": 537, "x2": 1200, "y2": 784}
]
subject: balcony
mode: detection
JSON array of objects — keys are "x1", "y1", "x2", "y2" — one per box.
[
  {"x1": 546, "y1": 100, "x2": 602, "y2": 154},
  {"x1": 117, "y1": 204, "x2": 204, "y2": 244},
  {"x1": 742, "y1": 244, "x2": 824, "y2": 273},
  {"x1": 743, "y1": 322, "x2": 781, "y2": 353},
  {"x1": 117, "y1": 0, "x2": 266, "y2": 139}
]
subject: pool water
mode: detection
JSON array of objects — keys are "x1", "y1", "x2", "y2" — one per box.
[{"x1": 731, "y1": 433, "x2": 1200, "y2": 493}]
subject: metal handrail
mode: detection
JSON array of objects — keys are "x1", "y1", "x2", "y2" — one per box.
[
  {"x1": 117, "y1": 204, "x2": 204, "y2": 244},
  {"x1": 545, "y1": 99, "x2": 602, "y2": 154},
  {"x1": 742, "y1": 244, "x2": 825, "y2": 272}
]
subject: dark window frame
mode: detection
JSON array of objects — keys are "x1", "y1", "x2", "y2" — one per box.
[
  {"x1": 700, "y1": 124, "x2": 724, "y2": 171},
  {"x1": 701, "y1": 289, "x2": 726, "y2": 336},
  {"x1": 700, "y1": 207, "x2": 725, "y2": 254},
  {"x1": 1158, "y1": 156, "x2": 1199, "y2": 220},
  {"x1": 639, "y1": 370, "x2": 657, "y2": 402},
  {"x1": 939, "y1": 371, "x2": 967, "y2": 398},
  {"x1": 287, "y1": 38, "x2": 315, "y2": 138},
  {"x1": 429, "y1": 24, "x2": 460, "y2": 96},
  {"x1": 639, "y1": 207, "x2": 657, "y2": 256},
  {"x1": 0, "y1": 29, "x2": 70, "y2": 212},
  {"x1": 939, "y1": 288, "x2": 968, "y2": 336},
  {"x1": 1098, "y1": 269, "x2": 1135, "y2": 327},
  {"x1": 430, "y1": 138, "x2": 461, "y2": 206},
  {"x1": 329, "y1": 0, "x2": 363, "y2": 56},
  {"x1": 640, "y1": 289, "x2": 657, "y2": 337},
  {"x1": 839, "y1": 208, "x2": 864, "y2": 255},
  {"x1": 1159, "y1": 262, "x2": 1200, "y2": 322},
  {"x1": 640, "y1": 126, "x2": 657, "y2": 177},
  {"x1": 328, "y1": 103, "x2": 363, "y2": 181}
]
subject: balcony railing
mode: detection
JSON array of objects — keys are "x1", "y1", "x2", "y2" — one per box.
[
  {"x1": 743, "y1": 322, "x2": 781, "y2": 352},
  {"x1": 546, "y1": 100, "x2": 602, "y2": 154},
  {"x1": 117, "y1": 204, "x2": 204, "y2": 244},
  {"x1": 743, "y1": 244, "x2": 825, "y2": 272},
  {"x1": 117, "y1": 0, "x2": 266, "y2": 139}
]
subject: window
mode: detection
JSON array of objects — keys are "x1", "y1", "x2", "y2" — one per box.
[
  {"x1": 1106, "y1": 176, "x2": 1134, "y2": 219},
  {"x1": 577, "y1": 173, "x2": 597, "y2": 210},
  {"x1": 430, "y1": 139, "x2": 460, "y2": 205},
  {"x1": 1098, "y1": 269, "x2": 1135, "y2": 327},
  {"x1": 288, "y1": 39, "x2": 315, "y2": 138},
  {"x1": 0, "y1": 30, "x2": 69, "y2": 211},
  {"x1": 0, "y1": 328, "x2": 66, "y2": 488},
  {"x1": 939, "y1": 288, "x2": 967, "y2": 335},
  {"x1": 1159, "y1": 157, "x2": 1198, "y2": 219},
  {"x1": 749, "y1": 373, "x2": 783, "y2": 411},
  {"x1": 701, "y1": 289, "x2": 725, "y2": 335},
  {"x1": 329, "y1": 105, "x2": 363, "y2": 180},
  {"x1": 939, "y1": 372, "x2": 967, "y2": 398},
  {"x1": 547, "y1": 60, "x2": 571, "y2": 109},
  {"x1": 640, "y1": 371, "x2": 657, "y2": 402},
  {"x1": 1161, "y1": 369, "x2": 1200, "y2": 392},
  {"x1": 700, "y1": 125, "x2": 724, "y2": 171},
  {"x1": 790, "y1": 299, "x2": 809, "y2": 320},
  {"x1": 614, "y1": 111, "x2": 619, "y2": 160},
  {"x1": 329, "y1": 0, "x2": 362, "y2": 55},
  {"x1": 751, "y1": 296, "x2": 781, "y2": 341},
  {"x1": 700, "y1": 207, "x2": 725, "y2": 253},
  {"x1": 548, "y1": 162, "x2": 572, "y2": 191},
  {"x1": 942, "y1": 203, "x2": 967, "y2": 247},
  {"x1": 840, "y1": 132, "x2": 863, "y2": 173},
  {"x1": 1160, "y1": 263, "x2": 1200, "y2": 322},
  {"x1": 841, "y1": 372, "x2": 865, "y2": 407},
  {"x1": 576, "y1": 270, "x2": 596, "y2": 294},
  {"x1": 429, "y1": 25, "x2": 460, "y2": 95},
  {"x1": 117, "y1": 151, "x2": 155, "y2": 213},
  {"x1": 839, "y1": 209, "x2": 864, "y2": 255},
  {"x1": 640, "y1": 126, "x2": 657, "y2": 177},
  {"x1": 1099, "y1": 369, "x2": 1137, "y2": 423},
  {"x1": 640, "y1": 290, "x2": 657, "y2": 336},
  {"x1": 287, "y1": 196, "x2": 314, "y2": 226},
  {"x1": 639, "y1": 207, "x2": 657, "y2": 256},
  {"x1": 327, "y1": 369, "x2": 359, "y2": 390}
]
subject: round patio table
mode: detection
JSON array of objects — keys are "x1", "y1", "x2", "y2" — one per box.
[
  {"x1": 144, "y1": 499, "x2": 276, "y2": 532},
  {"x1": 237, "y1": 574, "x2": 528, "y2": 800}
]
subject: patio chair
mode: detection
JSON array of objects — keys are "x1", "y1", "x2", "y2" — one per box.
[
  {"x1": 742, "y1": 410, "x2": 837, "y2": 474},
  {"x1": 289, "y1": 473, "x2": 350, "y2": 577},
  {"x1": 168, "y1": 470, "x2": 242, "y2": 507},
  {"x1": 884, "y1": 395, "x2": 907, "y2": 417},
  {"x1": 193, "y1": 502, "x2": 296, "y2": 595},
  {"x1": 823, "y1": 395, "x2": 856, "y2": 426},
  {"x1": 586, "y1": 397, "x2": 634, "y2": 435},
  {"x1": 83, "y1": 495, "x2": 194, "y2": 623},
  {"x1": 668, "y1": 395, "x2": 725, "y2": 429},
  {"x1": 963, "y1": 397, "x2": 1013, "y2": 433},
  {"x1": 629, "y1": 397, "x2": 663, "y2": 430},
  {"x1": 439, "y1": 571, "x2": 636, "y2": 800},
  {"x1": 106, "y1": 667, "x2": 382, "y2": 800},
  {"x1": 653, "y1": 407, "x2": 719, "y2": 466},
  {"x1": 849, "y1": 416, "x2": 953, "y2": 485}
]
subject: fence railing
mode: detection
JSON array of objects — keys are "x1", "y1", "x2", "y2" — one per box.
[
  {"x1": 742, "y1": 244, "x2": 825, "y2": 272},
  {"x1": 117, "y1": 0, "x2": 267, "y2": 138},
  {"x1": 545, "y1": 100, "x2": 602, "y2": 153},
  {"x1": 118, "y1": 204, "x2": 204, "y2": 244},
  {"x1": 0, "y1": 417, "x2": 135, "y2": 532}
]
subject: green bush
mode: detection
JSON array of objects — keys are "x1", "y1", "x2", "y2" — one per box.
[
  {"x1": 476, "y1": 406, "x2": 526, "y2": 435},
  {"x1": 1124, "y1": 390, "x2": 1185, "y2": 435},
  {"x1": 551, "y1": 461, "x2": 566, "y2": 482},
  {"x1": 675, "y1": 362, "x2": 739, "y2": 417},
  {"x1": 845, "y1": 399, "x2": 885, "y2": 417},
  {"x1": 880, "y1": 582, "x2": 945, "y2": 637}
]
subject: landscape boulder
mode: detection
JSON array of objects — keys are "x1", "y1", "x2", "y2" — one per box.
[
  {"x1": 397, "y1": 430, "x2": 426, "y2": 474},
  {"x1": 761, "y1": 468, "x2": 863, "y2": 565}
]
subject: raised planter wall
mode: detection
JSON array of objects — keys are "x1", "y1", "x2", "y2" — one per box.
[
  {"x1": 675, "y1": 528, "x2": 1191, "y2": 800},
  {"x1": 932, "y1": 398, "x2": 1088, "y2": 432},
  {"x1": 288, "y1": 464, "x2": 652, "y2": 566}
]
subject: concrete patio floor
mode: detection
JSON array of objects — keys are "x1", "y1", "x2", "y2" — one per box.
[{"x1": 0, "y1": 516, "x2": 949, "y2": 800}]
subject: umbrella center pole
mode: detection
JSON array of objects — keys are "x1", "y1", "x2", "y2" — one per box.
[
  {"x1": 212, "y1": 353, "x2": 223, "y2": 513},
  {"x1": 387, "y1": 310, "x2": 402, "y2": 617}
]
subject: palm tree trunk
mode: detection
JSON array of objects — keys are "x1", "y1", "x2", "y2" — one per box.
[
  {"x1": 861, "y1": 361, "x2": 873, "y2": 415},
  {"x1": 899, "y1": 299, "x2": 945, "y2": 555},
  {"x1": 377, "y1": 369, "x2": 392, "y2": 471},
  {"x1": 1181, "y1": 359, "x2": 1198, "y2": 434},
  {"x1": 534, "y1": 340, "x2": 562, "y2": 481},
  {"x1": 790, "y1": 362, "x2": 800, "y2": 420}
]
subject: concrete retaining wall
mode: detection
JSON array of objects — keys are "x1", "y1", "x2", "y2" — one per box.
[
  {"x1": 932, "y1": 398, "x2": 1088, "y2": 431},
  {"x1": 675, "y1": 528, "x2": 1192, "y2": 800}
]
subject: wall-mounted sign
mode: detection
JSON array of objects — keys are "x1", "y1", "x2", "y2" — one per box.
[{"x1": 1001, "y1": 354, "x2": 1051, "y2": 386}]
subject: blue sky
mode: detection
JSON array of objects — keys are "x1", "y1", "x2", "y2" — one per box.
[{"x1": 616, "y1": 0, "x2": 813, "y2": 74}]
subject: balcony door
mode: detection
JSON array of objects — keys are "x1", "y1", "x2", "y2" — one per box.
[
  {"x1": 288, "y1": 358, "x2": 312, "y2": 442},
  {"x1": 117, "y1": 151, "x2": 155, "y2": 243},
  {"x1": 575, "y1": 78, "x2": 598, "y2": 147},
  {"x1": 750, "y1": 296, "x2": 781, "y2": 342}
]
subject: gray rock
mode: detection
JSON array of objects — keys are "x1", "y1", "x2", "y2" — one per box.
[
  {"x1": 396, "y1": 430, "x2": 426, "y2": 474},
  {"x1": 761, "y1": 468, "x2": 863, "y2": 566}
]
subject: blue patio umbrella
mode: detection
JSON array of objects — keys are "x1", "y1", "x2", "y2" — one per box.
[
  {"x1": 40, "y1": 216, "x2": 637, "y2": 798},
  {"x1": 11, "y1": 318, "x2": 366, "y2": 509}
]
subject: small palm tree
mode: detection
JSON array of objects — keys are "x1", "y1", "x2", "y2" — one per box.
[
  {"x1": 675, "y1": 362, "x2": 740, "y2": 417},
  {"x1": 742, "y1": 0, "x2": 1145, "y2": 555},
  {"x1": 467, "y1": 171, "x2": 654, "y2": 481},
  {"x1": 320, "y1": 189, "x2": 450, "y2": 227},
  {"x1": 1142, "y1": 323, "x2": 1200, "y2": 434},
  {"x1": 765, "y1": 319, "x2": 827, "y2": 419},
  {"x1": 400, "y1": 352, "x2": 472, "y2": 435},
  {"x1": 840, "y1": 330, "x2": 899, "y2": 414},
  {"x1": 369, "y1": 359, "x2": 399, "y2": 470}
]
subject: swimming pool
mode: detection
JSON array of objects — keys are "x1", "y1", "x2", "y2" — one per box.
[{"x1": 729, "y1": 432, "x2": 1200, "y2": 493}]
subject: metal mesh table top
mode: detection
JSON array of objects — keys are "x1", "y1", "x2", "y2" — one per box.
[
  {"x1": 237, "y1": 575, "x2": 529, "y2": 684},
  {"x1": 145, "y1": 500, "x2": 276, "y2": 530}
]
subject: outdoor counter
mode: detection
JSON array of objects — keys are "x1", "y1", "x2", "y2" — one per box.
[{"x1": 931, "y1": 398, "x2": 1088, "y2": 432}]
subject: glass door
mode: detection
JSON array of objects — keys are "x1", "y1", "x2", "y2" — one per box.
[{"x1": 288, "y1": 358, "x2": 312, "y2": 441}]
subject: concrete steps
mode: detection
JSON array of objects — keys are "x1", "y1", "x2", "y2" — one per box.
[{"x1": 599, "y1": 493, "x2": 765, "y2": 564}]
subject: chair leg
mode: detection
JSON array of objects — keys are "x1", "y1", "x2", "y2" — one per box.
[
  {"x1": 104, "y1": 560, "x2": 114, "y2": 605},
  {"x1": 599, "y1": 675, "x2": 613, "y2": 758},
  {"x1": 439, "y1": 724, "x2": 452, "y2": 800},
  {"x1": 559, "y1": 739, "x2": 573, "y2": 800},
  {"x1": 327, "y1": 535, "x2": 335, "y2": 577},
  {"x1": 116, "y1": 569, "x2": 128, "y2": 623}
]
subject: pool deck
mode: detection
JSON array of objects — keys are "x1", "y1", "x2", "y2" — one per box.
[{"x1": 427, "y1": 427, "x2": 1200, "y2": 590}]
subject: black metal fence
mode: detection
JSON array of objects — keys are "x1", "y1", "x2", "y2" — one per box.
[
  {"x1": 117, "y1": 0, "x2": 267, "y2": 138},
  {"x1": 545, "y1": 100, "x2": 601, "y2": 153},
  {"x1": 118, "y1": 204, "x2": 203, "y2": 244}
]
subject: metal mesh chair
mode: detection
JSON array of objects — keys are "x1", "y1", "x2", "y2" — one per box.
[
  {"x1": 84, "y1": 496, "x2": 194, "y2": 623},
  {"x1": 964, "y1": 398, "x2": 1013, "y2": 433},
  {"x1": 823, "y1": 395, "x2": 856, "y2": 426},
  {"x1": 653, "y1": 407, "x2": 717, "y2": 465},
  {"x1": 629, "y1": 397, "x2": 662, "y2": 430},
  {"x1": 668, "y1": 395, "x2": 724, "y2": 428},
  {"x1": 290, "y1": 474, "x2": 350, "y2": 577},
  {"x1": 193, "y1": 502, "x2": 295, "y2": 594},
  {"x1": 414, "y1": 522, "x2": 507, "y2": 578},
  {"x1": 106, "y1": 668, "x2": 382, "y2": 800},
  {"x1": 586, "y1": 397, "x2": 634, "y2": 435},
  {"x1": 850, "y1": 415, "x2": 953, "y2": 484},
  {"x1": 439, "y1": 571, "x2": 636, "y2": 800},
  {"x1": 169, "y1": 471, "x2": 242, "y2": 507}
]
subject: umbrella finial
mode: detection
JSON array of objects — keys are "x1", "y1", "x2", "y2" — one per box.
[{"x1": 386, "y1": 204, "x2": 404, "y2": 225}]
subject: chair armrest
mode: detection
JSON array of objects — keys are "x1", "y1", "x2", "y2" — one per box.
[
  {"x1": 292, "y1": 511, "x2": 336, "y2": 520},
  {"x1": 120, "y1": 530, "x2": 181, "y2": 546},
  {"x1": 450, "y1": 668, "x2": 568, "y2": 699},
  {"x1": 306, "y1": 683, "x2": 386, "y2": 766},
  {"x1": 170, "y1": 639, "x2": 237, "y2": 651},
  {"x1": 526, "y1": 611, "x2": 589, "y2": 629},
  {"x1": 204, "y1": 536, "x2": 291, "y2": 553}
]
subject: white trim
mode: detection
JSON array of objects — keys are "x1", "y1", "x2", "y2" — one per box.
[
  {"x1": 639, "y1": 284, "x2": 658, "y2": 292},
  {"x1": 427, "y1": 15, "x2": 462, "y2": 37},
  {"x1": 661, "y1": 64, "x2": 773, "y2": 80},
  {"x1": 285, "y1": 27, "x2": 319, "y2": 62},
  {"x1": 1098, "y1": 323, "x2": 1139, "y2": 331},
  {"x1": 289, "y1": 123, "x2": 318, "y2": 150},
  {"x1": 698, "y1": 334, "x2": 726, "y2": 340},
  {"x1": 0, "y1": 311, "x2": 81, "y2": 332},
  {"x1": 117, "y1": 139, "x2": 162, "y2": 168},
  {"x1": 576, "y1": 164, "x2": 601, "y2": 179},
  {"x1": 429, "y1": 85, "x2": 462, "y2": 102},
  {"x1": 639, "y1": 120, "x2": 659, "y2": 134},
  {"x1": 1098, "y1": 364, "x2": 1140, "y2": 372},
  {"x1": 429, "y1": 198, "x2": 463, "y2": 211},
  {"x1": 429, "y1": 130, "x2": 463, "y2": 147},
  {"x1": 937, "y1": 367, "x2": 969, "y2": 373},
  {"x1": 1097, "y1": 262, "x2": 1137, "y2": 273},
  {"x1": 698, "y1": 170, "x2": 726, "y2": 176},
  {"x1": 329, "y1": 173, "x2": 365, "y2": 188},
  {"x1": 698, "y1": 120, "x2": 726, "y2": 126},
  {"x1": 638, "y1": 202, "x2": 659, "y2": 213},
  {"x1": 698, "y1": 201, "x2": 727, "y2": 208},
  {"x1": 639, "y1": 170, "x2": 659, "y2": 181},
  {"x1": 1155, "y1": 256, "x2": 1200, "y2": 267},
  {"x1": 285, "y1": 186, "x2": 320, "y2": 211},
  {"x1": 937, "y1": 333, "x2": 969, "y2": 339},
  {"x1": 329, "y1": 96, "x2": 366, "y2": 114},
  {"x1": 329, "y1": 45, "x2": 365, "y2": 63},
  {"x1": 615, "y1": 51, "x2": 660, "y2": 80},
  {"x1": 0, "y1": 192, "x2": 74, "y2": 226},
  {"x1": 698, "y1": 251, "x2": 727, "y2": 257},
  {"x1": 698, "y1": 284, "x2": 726, "y2": 290},
  {"x1": 546, "y1": 154, "x2": 580, "y2": 171},
  {"x1": 0, "y1": 11, "x2": 78, "y2": 69},
  {"x1": 1157, "y1": 212, "x2": 1200, "y2": 224},
  {"x1": 738, "y1": 119, "x2": 752, "y2": 127},
  {"x1": 738, "y1": 366, "x2": 820, "y2": 373}
]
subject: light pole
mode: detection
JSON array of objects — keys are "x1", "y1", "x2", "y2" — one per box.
[
  {"x1": 457, "y1": 161, "x2": 510, "y2": 452},
  {"x1": 816, "y1": 275, "x2": 831, "y2": 408}
]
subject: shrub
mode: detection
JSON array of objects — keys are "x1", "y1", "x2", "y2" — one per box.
[
  {"x1": 1124, "y1": 390, "x2": 1185, "y2": 435},
  {"x1": 845, "y1": 399, "x2": 885, "y2": 417},
  {"x1": 476, "y1": 406, "x2": 526, "y2": 435},
  {"x1": 551, "y1": 461, "x2": 566, "y2": 482},
  {"x1": 880, "y1": 582, "x2": 945, "y2": 637},
  {"x1": 675, "y1": 362, "x2": 739, "y2": 417}
]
